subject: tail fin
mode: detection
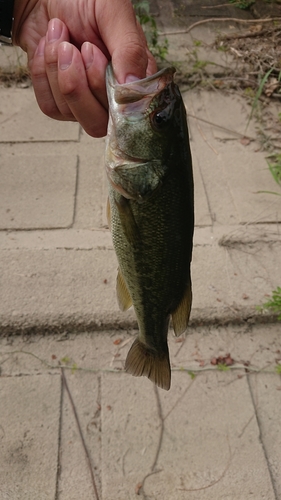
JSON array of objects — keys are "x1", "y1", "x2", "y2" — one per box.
[{"x1": 125, "y1": 338, "x2": 171, "y2": 390}]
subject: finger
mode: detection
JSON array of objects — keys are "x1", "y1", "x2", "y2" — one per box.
[
  {"x1": 95, "y1": 0, "x2": 157, "y2": 83},
  {"x1": 81, "y1": 42, "x2": 108, "y2": 110},
  {"x1": 146, "y1": 48, "x2": 158, "y2": 77},
  {"x1": 58, "y1": 42, "x2": 108, "y2": 137},
  {"x1": 45, "y1": 18, "x2": 74, "y2": 119},
  {"x1": 31, "y1": 36, "x2": 64, "y2": 120}
]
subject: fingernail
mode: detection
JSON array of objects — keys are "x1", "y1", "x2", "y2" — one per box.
[
  {"x1": 58, "y1": 42, "x2": 73, "y2": 70},
  {"x1": 36, "y1": 37, "x2": 45, "y2": 57},
  {"x1": 83, "y1": 42, "x2": 94, "y2": 70},
  {"x1": 47, "y1": 18, "x2": 63, "y2": 43},
  {"x1": 125, "y1": 74, "x2": 140, "y2": 83}
]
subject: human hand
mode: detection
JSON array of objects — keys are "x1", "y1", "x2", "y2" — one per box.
[{"x1": 13, "y1": 0, "x2": 157, "y2": 137}]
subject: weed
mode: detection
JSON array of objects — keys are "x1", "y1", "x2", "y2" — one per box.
[
  {"x1": 133, "y1": 0, "x2": 169, "y2": 61},
  {"x1": 228, "y1": 0, "x2": 255, "y2": 8},
  {"x1": 217, "y1": 363, "x2": 231, "y2": 372},
  {"x1": 261, "y1": 287, "x2": 281, "y2": 320},
  {"x1": 276, "y1": 364, "x2": 281, "y2": 375},
  {"x1": 258, "y1": 154, "x2": 281, "y2": 196},
  {"x1": 267, "y1": 154, "x2": 281, "y2": 186},
  {"x1": 246, "y1": 68, "x2": 274, "y2": 129},
  {"x1": 187, "y1": 370, "x2": 196, "y2": 380}
]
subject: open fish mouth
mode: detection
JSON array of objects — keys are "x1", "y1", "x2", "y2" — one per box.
[{"x1": 106, "y1": 66, "x2": 176, "y2": 106}]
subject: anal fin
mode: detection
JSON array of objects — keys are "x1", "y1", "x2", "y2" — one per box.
[
  {"x1": 172, "y1": 282, "x2": 192, "y2": 337},
  {"x1": 116, "y1": 268, "x2": 133, "y2": 311},
  {"x1": 125, "y1": 338, "x2": 171, "y2": 391}
]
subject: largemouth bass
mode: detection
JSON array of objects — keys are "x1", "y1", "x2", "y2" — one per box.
[{"x1": 105, "y1": 65, "x2": 194, "y2": 390}]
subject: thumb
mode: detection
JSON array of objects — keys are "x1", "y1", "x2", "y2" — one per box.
[{"x1": 96, "y1": 0, "x2": 157, "y2": 83}]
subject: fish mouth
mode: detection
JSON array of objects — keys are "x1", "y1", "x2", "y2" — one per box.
[{"x1": 106, "y1": 65, "x2": 176, "y2": 106}]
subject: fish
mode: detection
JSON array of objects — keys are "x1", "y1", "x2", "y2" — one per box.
[{"x1": 105, "y1": 65, "x2": 194, "y2": 390}]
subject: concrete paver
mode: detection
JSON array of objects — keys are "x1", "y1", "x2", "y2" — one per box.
[
  {"x1": 1, "y1": 227, "x2": 280, "y2": 333},
  {"x1": 0, "y1": 154, "x2": 78, "y2": 229},
  {"x1": 0, "y1": 88, "x2": 79, "y2": 142},
  {"x1": 101, "y1": 370, "x2": 275, "y2": 500},
  {"x1": 0, "y1": 374, "x2": 61, "y2": 500},
  {"x1": 0, "y1": 324, "x2": 280, "y2": 499},
  {"x1": 186, "y1": 91, "x2": 281, "y2": 225}
]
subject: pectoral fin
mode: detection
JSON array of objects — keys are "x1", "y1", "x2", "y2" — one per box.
[
  {"x1": 172, "y1": 283, "x2": 192, "y2": 337},
  {"x1": 114, "y1": 196, "x2": 140, "y2": 247},
  {"x1": 116, "y1": 269, "x2": 133, "y2": 311}
]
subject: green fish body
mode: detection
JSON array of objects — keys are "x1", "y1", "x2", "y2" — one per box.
[{"x1": 105, "y1": 66, "x2": 194, "y2": 390}]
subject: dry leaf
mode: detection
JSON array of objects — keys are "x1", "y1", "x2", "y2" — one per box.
[
  {"x1": 264, "y1": 78, "x2": 279, "y2": 97},
  {"x1": 135, "y1": 483, "x2": 142, "y2": 495},
  {"x1": 249, "y1": 24, "x2": 262, "y2": 33},
  {"x1": 113, "y1": 338, "x2": 122, "y2": 345}
]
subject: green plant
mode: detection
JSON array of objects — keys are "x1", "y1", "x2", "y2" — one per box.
[
  {"x1": 276, "y1": 364, "x2": 281, "y2": 375},
  {"x1": 262, "y1": 287, "x2": 281, "y2": 320},
  {"x1": 228, "y1": 0, "x2": 255, "y2": 8},
  {"x1": 217, "y1": 363, "x2": 231, "y2": 372},
  {"x1": 246, "y1": 68, "x2": 274, "y2": 128},
  {"x1": 133, "y1": 0, "x2": 169, "y2": 61},
  {"x1": 258, "y1": 154, "x2": 281, "y2": 196}
]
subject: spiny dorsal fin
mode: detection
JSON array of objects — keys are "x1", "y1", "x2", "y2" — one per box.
[
  {"x1": 172, "y1": 283, "x2": 192, "y2": 337},
  {"x1": 116, "y1": 269, "x2": 133, "y2": 311},
  {"x1": 125, "y1": 338, "x2": 171, "y2": 391}
]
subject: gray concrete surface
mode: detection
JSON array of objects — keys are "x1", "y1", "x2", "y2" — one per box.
[
  {"x1": 1, "y1": 5, "x2": 281, "y2": 499},
  {"x1": 1, "y1": 325, "x2": 281, "y2": 499}
]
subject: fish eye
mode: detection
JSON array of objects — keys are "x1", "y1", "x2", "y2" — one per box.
[{"x1": 152, "y1": 110, "x2": 170, "y2": 129}]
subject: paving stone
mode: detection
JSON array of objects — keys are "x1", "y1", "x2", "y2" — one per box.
[
  {"x1": 0, "y1": 374, "x2": 61, "y2": 500},
  {"x1": 0, "y1": 88, "x2": 79, "y2": 142},
  {"x1": 185, "y1": 91, "x2": 281, "y2": 225},
  {"x1": 218, "y1": 147, "x2": 281, "y2": 224},
  {"x1": 1, "y1": 232, "x2": 281, "y2": 332},
  {"x1": 0, "y1": 247, "x2": 127, "y2": 333},
  {"x1": 0, "y1": 154, "x2": 77, "y2": 229},
  {"x1": 101, "y1": 370, "x2": 275, "y2": 500}
]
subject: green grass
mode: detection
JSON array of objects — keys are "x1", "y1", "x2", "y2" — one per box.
[
  {"x1": 228, "y1": 0, "x2": 279, "y2": 7},
  {"x1": 262, "y1": 287, "x2": 281, "y2": 320},
  {"x1": 133, "y1": 0, "x2": 169, "y2": 61},
  {"x1": 228, "y1": 0, "x2": 255, "y2": 8}
]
